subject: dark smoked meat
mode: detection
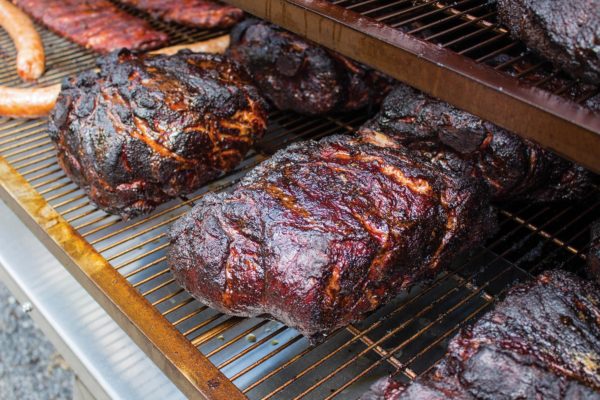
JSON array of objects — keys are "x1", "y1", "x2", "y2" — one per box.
[
  {"x1": 226, "y1": 19, "x2": 393, "y2": 115},
  {"x1": 48, "y1": 50, "x2": 267, "y2": 218},
  {"x1": 119, "y1": 0, "x2": 243, "y2": 29},
  {"x1": 589, "y1": 220, "x2": 600, "y2": 284},
  {"x1": 495, "y1": 0, "x2": 600, "y2": 84},
  {"x1": 13, "y1": 0, "x2": 169, "y2": 53},
  {"x1": 361, "y1": 270, "x2": 600, "y2": 400},
  {"x1": 168, "y1": 134, "x2": 494, "y2": 342},
  {"x1": 359, "y1": 84, "x2": 592, "y2": 202}
]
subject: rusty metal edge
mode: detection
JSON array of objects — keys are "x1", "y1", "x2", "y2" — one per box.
[
  {"x1": 226, "y1": 0, "x2": 600, "y2": 173},
  {"x1": 0, "y1": 156, "x2": 247, "y2": 400}
]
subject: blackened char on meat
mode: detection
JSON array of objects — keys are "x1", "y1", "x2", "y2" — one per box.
[
  {"x1": 168, "y1": 134, "x2": 494, "y2": 342},
  {"x1": 13, "y1": 0, "x2": 169, "y2": 53},
  {"x1": 48, "y1": 49, "x2": 267, "y2": 218},
  {"x1": 495, "y1": 0, "x2": 600, "y2": 84},
  {"x1": 359, "y1": 84, "x2": 592, "y2": 202},
  {"x1": 589, "y1": 220, "x2": 600, "y2": 284},
  {"x1": 361, "y1": 270, "x2": 600, "y2": 399},
  {"x1": 118, "y1": 0, "x2": 243, "y2": 29},
  {"x1": 226, "y1": 19, "x2": 394, "y2": 115}
]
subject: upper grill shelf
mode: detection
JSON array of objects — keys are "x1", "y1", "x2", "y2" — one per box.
[{"x1": 225, "y1": 0, "x2": 600, "y2": 173}]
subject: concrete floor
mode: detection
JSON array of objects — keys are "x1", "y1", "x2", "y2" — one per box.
[{"x1": 0, "y1": 281, "x2": 73, "y2": 400}]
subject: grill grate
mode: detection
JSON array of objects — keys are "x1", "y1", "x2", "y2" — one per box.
[
  {"x1": 329, "y1": 0, "x2": 599, "y2": 108},
  {"x1": 0, "y1": 10, "x2": 598, "y2": 400}
]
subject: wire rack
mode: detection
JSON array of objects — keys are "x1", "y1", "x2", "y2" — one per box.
[
  {"x1": 0, "y1": 9, "x2": 598, "y2": 400},
  {"x1": 330, "y1": 0, "x2": 599, "y2": 107}
]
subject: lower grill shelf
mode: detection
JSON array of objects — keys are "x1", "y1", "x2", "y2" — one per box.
[{"x1": 0, "y1": 11, "x2": 598, "y2": 400}]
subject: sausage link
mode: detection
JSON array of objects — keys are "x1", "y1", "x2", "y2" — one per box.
[
  {"x1": 0, "y1": 36, "x2": 230, "y2": 118},
  {"x1": 0, "y1": 0, "x2": 45, "y2": 81},
  {"x1": 0, "y1": 84, "x2": 60, "y2": 118}
]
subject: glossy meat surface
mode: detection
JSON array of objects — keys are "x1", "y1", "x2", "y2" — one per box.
[
  {"x1": 227, "y1": 19, "x2": 393, "y2": 115},
  {"x1": 359, "y1": 84, "x2": 592, "y2": 202},
  {"x1": 119, "y1": 0, "x2": 243, "y2": 29},
  {"x1": 362, "y1": 271, "x2": 600, "y2": 399},
  {"x1": 495, "y1": 0, "x2": 600, "y2": 83},
  {"x1": 168, "y1": 134, "x2": 494, "y2": 342},
  {"x1": 13, "y1": 0, "x2": 169, "y2": 53},
  {"x1": 49, "y1": 50, "x2": 267, "y2": 218}
]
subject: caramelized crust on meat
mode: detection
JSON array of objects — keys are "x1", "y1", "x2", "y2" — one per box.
[
  {"x1": 495, "y1": 0, "x2": 600, "y2": 84},
  {"x1": 227, "y1": 19, "x2": 394, "y2": 115},
  {"x1": 359, "y1": 84, "x2": 593, "y2": 202},
  {"x1": 362, "y1": 271, "x2": 600, "y2": 399},
  {"x1": 119, "y1": 0, "x2": 243, "y2": 29},
  {"x1": 48, "y1": 50, "x2": 267, "y2": 218},
  {"x1": 168, "y1": 135, "x2": 494, "y2": 342},
  {"x1": 13, "y1": 0, "x2": 169, "y2": 53}
]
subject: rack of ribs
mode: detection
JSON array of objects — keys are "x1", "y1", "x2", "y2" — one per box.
[
  {"x1": 118, "y1": 0, "x2": 243, "y2": 29},
  {"x1": 12, "y1": 0, "x2": 169, "y2": 52}
]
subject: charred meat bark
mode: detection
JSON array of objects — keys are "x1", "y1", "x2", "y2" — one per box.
[
  {"x1": 589, "y1": 220, "x2": 600, "y2": 284},
  {"x1": 227, "y1": 19, "x2": 393, "y2": 115},
  {"x1": 49, "y1": 49, "x2": 267, "y2": 218},
  {"x1": 495, "y1": 0, "x2": 600, "y2": 84},
  {"x1": 13, "y1": 0, "x2": 169, "y2": 53},
  {"x1": 118, "y1": 0, "x2": 243, "y2": 29},
  {"x1": 168, "y1": 134, "x2": 494, "y2": 342},
  {"x1": 359, "y1": 84, "x2": 592, "y2": 202},
  {"x1": 362, "y1": 270, "x2": 600, "y2": 400}
]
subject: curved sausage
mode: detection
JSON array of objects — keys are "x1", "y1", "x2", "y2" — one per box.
[
  {"x1": 0, "y1": 35, "x2": 230, "y2": 119},
  {"x1": 0, "y1": 84, "x2": 60, "y2": 118},
  {"x1": 0, "y1": 0, "x2": 45, "y2": 81}
]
